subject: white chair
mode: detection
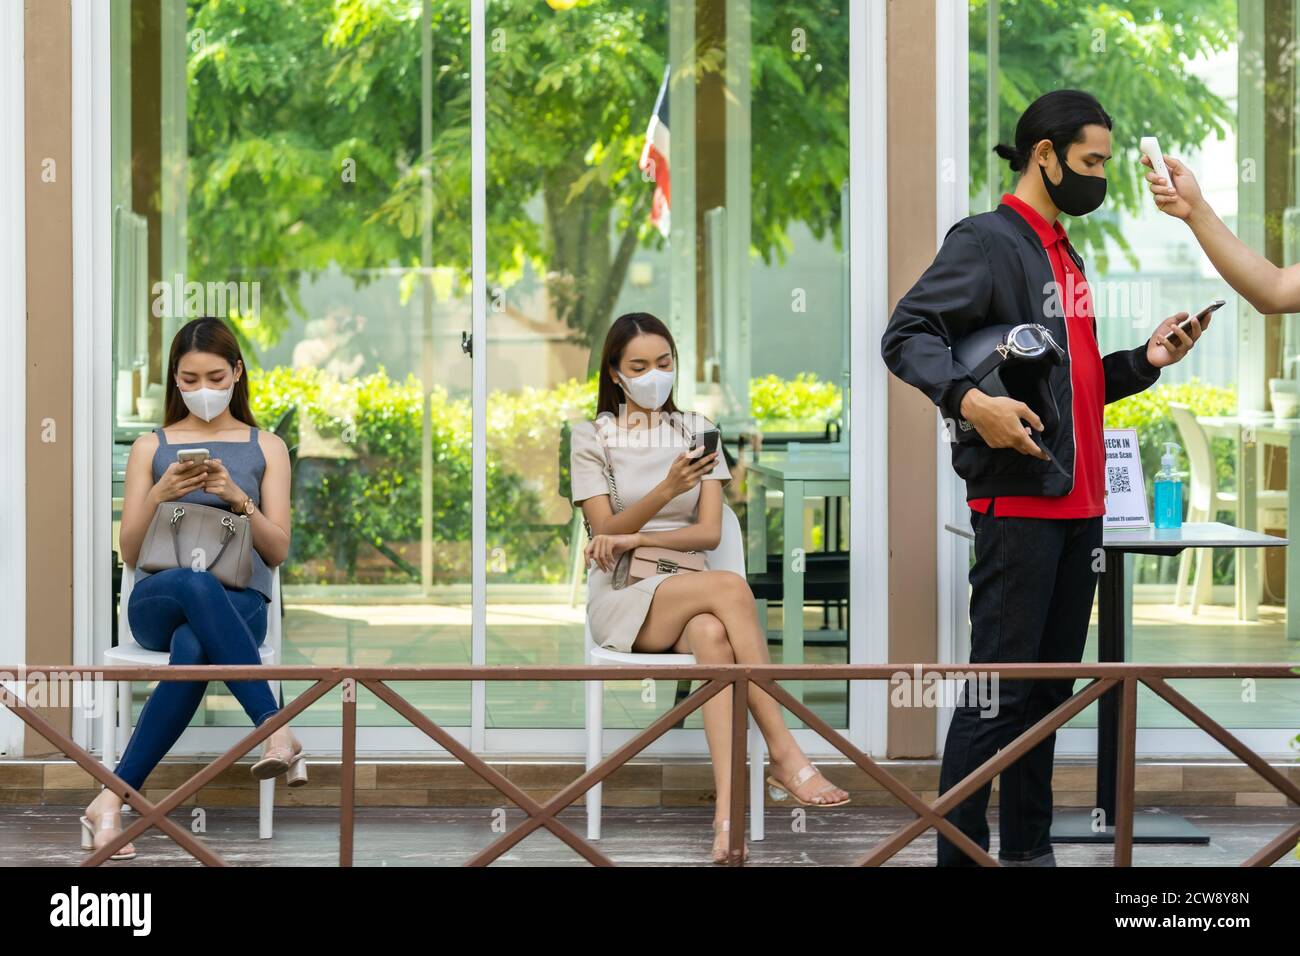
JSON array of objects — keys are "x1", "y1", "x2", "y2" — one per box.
[
  {"x1": 103, "y1": 565, "x2": 284, "y2": 839},
  {"x1": 584, "y1": 503, "x2": 766, "y2": 843},
  {"x1": 1169, "y1": 403, "x2": 1286, "y2": 613}
]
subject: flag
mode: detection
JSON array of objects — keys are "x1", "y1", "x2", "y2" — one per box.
[{"x1": 639, "y1": 66, "x2": 671, "y2": 238}]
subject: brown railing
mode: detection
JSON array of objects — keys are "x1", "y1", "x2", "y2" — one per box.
[{"x1": 1, "y1": 663, "x2": 1297, "y2": 867}]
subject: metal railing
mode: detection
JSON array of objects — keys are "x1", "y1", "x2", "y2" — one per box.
[{"x1": 1, "y1": 663, "x2": 1297, "y2": 866}]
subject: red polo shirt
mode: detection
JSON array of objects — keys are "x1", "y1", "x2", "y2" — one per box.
[{"x1": 968, "y1": 194, "x2": 1106, "y2": 519}]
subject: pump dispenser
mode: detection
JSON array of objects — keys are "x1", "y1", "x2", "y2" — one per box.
[{"x1": 1154, "y1": 441, "x2": 1183, "y2": 530}]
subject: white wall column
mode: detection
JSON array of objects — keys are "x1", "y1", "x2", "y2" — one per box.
[{"x1": 0, "y1": 0, "x2": 27, "y2": 756}]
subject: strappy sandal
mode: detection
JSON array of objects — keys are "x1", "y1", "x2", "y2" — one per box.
[
  {"x1": 80, "y1": 810, "x2": 137, "y2": 861},
  {"x1": 250, "y1": 732, "x2": 308, "y2": 786},
  {"x1": 766, "y1": 762, "x2": 851, "y2": 808},
  {"x1": 712, "y1": 820, "x2": 750, "y2": 864}
]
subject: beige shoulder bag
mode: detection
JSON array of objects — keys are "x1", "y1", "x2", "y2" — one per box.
[
  {"x1": 586, "y1": 418, "x2": 707, "y2": 590},
  {"x1": 137, "y1": 500, "x2": 254, "y2": 589}
]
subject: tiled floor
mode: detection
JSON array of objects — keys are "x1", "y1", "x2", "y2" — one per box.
[{"x1": 6, "y1": 804, "x2": 1297, "y2": 867}]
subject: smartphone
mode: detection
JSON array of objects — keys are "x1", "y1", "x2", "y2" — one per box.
[
  {"x1": 176, "y1": 447, "x2": 210, "y2": 466},
  {"x1": 1178, "y1": 298, "x2": 1225, "y2": 336},
  {"x1": 690, "y1": 428, "x2": 720, "y2": 459}
]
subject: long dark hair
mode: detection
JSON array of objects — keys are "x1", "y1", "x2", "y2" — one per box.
[
  {"x1": 594, "y1": 311, "x2": 682, "y2": 418},
  {"x1": 993, "y1": 89, "x2": 1112, "y2": 173},
  {"x1": 163, "y1": 317, "x2": 258, "y2": 427}
]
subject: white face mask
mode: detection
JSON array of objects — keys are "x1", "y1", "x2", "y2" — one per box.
[
  {"x1": 618, "y1": 367, "x2": 675, "y2": 410},
  {"x1": 179, "y1": 382, "x2": 235, "y2": 422}
]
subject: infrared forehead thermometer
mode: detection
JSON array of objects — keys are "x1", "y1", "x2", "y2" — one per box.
[{"x1": 1140, "y1": 136, "x2": 1176, "y2": 195}]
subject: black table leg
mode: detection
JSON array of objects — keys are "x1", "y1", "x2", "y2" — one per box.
[
  {"x1": 1095, "y1": 549, "x2": 1126, "y2": 821},
  {"x1": 1052, "y1": 548, "x2": 1209, "y2": 845}
]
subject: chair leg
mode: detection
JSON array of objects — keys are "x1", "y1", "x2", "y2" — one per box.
[
  {"x1": 1175, "y1": 546, "x2": 1193, "y2": 607},
  {"x1": 1191, "y1": 547, "x2": 1212, "y2": 614},
  {"x1": 118, "y1": 681, "x2": 132, "y2": 747},
  {"x1": 671, "y1": 679, "x2": 693, "y2": 730},
  {"x1": 100, "y1": 678, "x2": 117, "y2": 768},
  {"x1": 585, "y1": 678, "x2": 603, "y2": 841},
  {"x1": 748, "y1": 714, "x2": 764, "y2": 842},
  {"x1": 259, "y1": 777, "x2": 275, "y2": 839}
]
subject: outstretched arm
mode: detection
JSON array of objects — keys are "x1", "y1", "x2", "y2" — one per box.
[{"x1": 1146, "y1": 154, "x2": 1300, "y2": 315}]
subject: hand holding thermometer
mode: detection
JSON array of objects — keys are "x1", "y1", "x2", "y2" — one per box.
[{"x1": 1140, "y1": 136, "x2": 1175, "y2": 195}]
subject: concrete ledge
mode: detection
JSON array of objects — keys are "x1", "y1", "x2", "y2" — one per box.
[{"x1": 2, "y1": 757, "x2": 1297, "y2": 808}]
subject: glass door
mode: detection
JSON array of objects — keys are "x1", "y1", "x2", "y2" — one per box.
[
  {"x1": 108, "y1": 0, "x2": 475, "y2": 751},
  {"x1": 481, "y1": 0, "x2": 855, "y2": 750},
  {"x1": 106, "y1": 0, "x2": 868, "y2": 757}
]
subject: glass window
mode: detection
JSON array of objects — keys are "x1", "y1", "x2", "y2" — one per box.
[
  {"x1": 110, "y1": 0, "x2": 474, "y2": 735},
  {"x1": 108, "y1": 0, "x2": 860, "y2": 749},
  {"x1": 971, "y1": 0, "x2": 1300, "y2": 733},
  {"x1": 483, "y1": 0, "x2": 853, "y2": 732}
]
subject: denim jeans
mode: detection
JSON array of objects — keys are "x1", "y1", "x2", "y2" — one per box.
[
  {"x1": 937, "y1": 505, "x2": 1102, "y2": 865},
  {"x1": 114, "y1": 567, "x2": 278, "y2": 791}
]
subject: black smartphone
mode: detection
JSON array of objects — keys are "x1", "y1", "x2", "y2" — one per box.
[
  {"x1": 1178, "y1": 298, "x2": 1225, "y2": 336},
  {"x1": 690, "y1": 427, "x2": 720, "y2": 459}
]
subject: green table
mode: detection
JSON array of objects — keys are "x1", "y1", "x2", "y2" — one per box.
[{"x1": 745, "y1": 448, "x2": 850, "y2": 704}]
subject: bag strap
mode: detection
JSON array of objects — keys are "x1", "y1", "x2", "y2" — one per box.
[
  {"x1": 591, "y1": 419, "x2": 625, "y2": 514},
  {"x1": 168, "y1": 505, "x2": 240, "y2": 571},
  {"x1": 583, "y1": 412, "x2": 701, "y2": 539}
]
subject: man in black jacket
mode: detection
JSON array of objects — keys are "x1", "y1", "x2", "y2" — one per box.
[{"x1": 882, "y1": 90, "x2": 1203, "y2": 865}]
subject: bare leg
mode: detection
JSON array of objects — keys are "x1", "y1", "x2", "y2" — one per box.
[
  {"x1": 665, "y1": 612, "x2": 749, "y2": 861},
  {"x1": 634, "y1": 571, "x2": 848, "y2": 805}
]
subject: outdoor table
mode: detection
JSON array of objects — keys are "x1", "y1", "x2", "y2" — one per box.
[
  {"x1": 746, "y1": 447, "x2": 850, "y2": 707},
  {"x1": 945, "y1": 520, "x2": 1287, "y2": 845},
  {"x1": 1197, "y1": 413, "x2": 1300, "y2": 639}
]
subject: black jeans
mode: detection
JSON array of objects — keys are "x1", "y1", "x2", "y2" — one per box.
[{"x1": 937, "y1": 503, "x2": 1103, "y2": 865}]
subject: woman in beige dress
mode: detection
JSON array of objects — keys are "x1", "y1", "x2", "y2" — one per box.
[{"x1": 571, "y1": 311, "x2": 850, "y2": 863}]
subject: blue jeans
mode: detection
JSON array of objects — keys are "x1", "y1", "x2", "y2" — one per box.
[{"x1": 114, "y1": 567, "x2": 279, "y2": 791}]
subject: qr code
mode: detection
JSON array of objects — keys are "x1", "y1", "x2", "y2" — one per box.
[{"x1": 1107, "y1": 466, "x2": 1131, "y2": 494}]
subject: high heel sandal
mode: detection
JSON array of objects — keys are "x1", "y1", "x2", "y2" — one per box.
[
  {"x1": 766, "y1": 762, "x2": 851, "y2": 808},
  {"x1": 79, "y1": 810, "x2": 137, "y2": 861},
  {"x1": 250, "y1": 734, "x2": 309, "y2": 787},
  {"x1": 711, "y1": 820, "x2": 750, "y2": 865}
]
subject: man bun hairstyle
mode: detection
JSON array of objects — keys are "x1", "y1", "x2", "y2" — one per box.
[{"x1": 992, "y1": 89, "x2": 1113, "y2": 173}]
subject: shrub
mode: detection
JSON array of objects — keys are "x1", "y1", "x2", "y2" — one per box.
[{"x1": 249, "y1": 367, "x2": 841, "y2": 584}]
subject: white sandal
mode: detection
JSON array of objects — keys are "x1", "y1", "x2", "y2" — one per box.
[{"x1": 79, "y1": 810, "x2": 137, "y2": 861}]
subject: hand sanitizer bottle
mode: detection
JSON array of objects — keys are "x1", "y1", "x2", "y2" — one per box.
[{"x1": 1153, "y1": 441, "x2": 1184, "y2": 530}]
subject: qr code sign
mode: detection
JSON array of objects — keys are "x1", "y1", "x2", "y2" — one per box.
[{"x1": 1107, "y1": 466, "x2": 1131, "y2": 494}]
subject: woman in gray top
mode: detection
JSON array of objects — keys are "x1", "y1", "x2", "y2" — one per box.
[{"x1": 81, "y1": 318, "x2": 298, "y2": 861}]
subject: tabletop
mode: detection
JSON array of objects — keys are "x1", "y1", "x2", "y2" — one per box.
[
  {"x1": 1197, "y1": 414, "x2": 1300, "y2": 435},
  {"x1": 745, "y1": 448, "x2": 850, "y2": 482},
  {"x1": 945, "y1": 520, "x2": 1286, "y2": 551}
]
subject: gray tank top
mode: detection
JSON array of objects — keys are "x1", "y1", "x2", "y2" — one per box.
[{"x1": 136, "y1": 425, "x2": 274, "y2": 602}]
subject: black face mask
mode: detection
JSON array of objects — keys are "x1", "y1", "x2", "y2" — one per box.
[{"x1": 1039, "y1": 148, "x2": 1107, "y2": 217}]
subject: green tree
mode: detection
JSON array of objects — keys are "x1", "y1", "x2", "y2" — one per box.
[
  {"x1": 970, "y1": 0, "x2": 1236, "y2": 270},
  {"x1": 186, "y1": 0, "x2": 850, "y2": 362}
]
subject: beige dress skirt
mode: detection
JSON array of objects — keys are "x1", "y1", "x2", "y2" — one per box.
[
  {"x1": 585, "y1": 566, "x2": 676, "y2": 653},
  {"x1": 569, "y1": 412, "x2": 731, "y2": 653}
]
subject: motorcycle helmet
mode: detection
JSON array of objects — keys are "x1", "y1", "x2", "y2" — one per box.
[{"x1": 949, "y1": 322, "x2": 1065, "y2": 446}]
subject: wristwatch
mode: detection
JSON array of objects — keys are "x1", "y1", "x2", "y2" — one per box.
[{"x1": 237, "y1": 495, "x2": 256, "y2": 517}]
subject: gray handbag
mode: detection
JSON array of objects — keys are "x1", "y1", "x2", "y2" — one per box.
[{"x1": 137, "y1": 500, "x2": 254, "y2": 589}]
